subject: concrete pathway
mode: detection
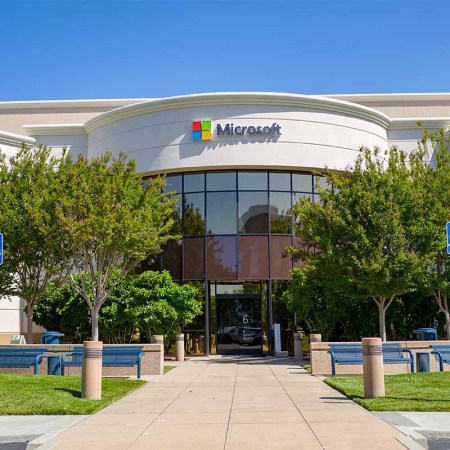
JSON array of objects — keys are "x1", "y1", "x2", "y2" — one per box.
[
  {"x1": 42, "y1": 357, "x2": 406, "y2": 449},
  {"x1": 0, "y1": 416, "x2": 86, "y2": 449},
  {"x1": 376, "y1": 412, "x2": 450, "y2": 449}
]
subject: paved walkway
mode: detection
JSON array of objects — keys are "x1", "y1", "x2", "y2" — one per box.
[{"x1": 43, "y1": 357, "x2": 406, "y2": 449}]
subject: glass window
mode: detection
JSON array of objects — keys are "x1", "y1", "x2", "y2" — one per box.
[
  {"x1": 270, "y1": 192, "x2": 292, "y2": 234},
  {"x1": 207, "y1": 236, "x2": 237, "y2": 280},
  {"x1": 269, "y1": 172, "x2": 291, "y2": 191},
  {"x1": 314, "y1": 176, "x2": 329, "y2": 192},
  {"x1": 270, "y1": 236, "x2": 292, "y2": 279},
  {"x1": 165, "y1": 174, "x2": 182, "y2": 193},
  {"x1": 238, "y1": 236, "x2": 269, "y2": 279},
  {"x1": 238, "y1": 171, "x2": 268, "y2": 190},
  {"x1": 172, "y1": 197, "x2": 182, "y2": 234},
  {"x1": 184, "y1": 237, "x2": 204, "y2": 280},
  {"x1": 292, "y1": 173, "x2": 313, "y2": 192},
  {"x1": 161, "y1": 240, "x2": 182, "y2": 280},
  {"x1": 183, "y1": 193, "x2": 205, "y2": 235},
  {"x1": 292, "y1": 192, "x2": 313, "y2": 207},
  {"x1": 206, "y1": 192, "x2": 237, "y2": 235},
  {"x1": 293, "y1": 237, "x2": 307, "y2": 269},
  {"x1": 238, "y1": 191, "x2": 269, "y2": 234},
  {"x1": 206, "y1": 171, "x2": 236, "y2": 191},
  {"x1": 184, "y1": 173, "x2": 205, "y2": 192}
]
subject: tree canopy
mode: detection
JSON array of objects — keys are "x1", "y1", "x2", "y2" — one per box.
[
  {"x1": 0, "y1": 144, "x2": 68, "y2": 343},
  {"x1": 33, "y1": 270, "x2": 202, "y2": 347},
  {"x1": 291, "y1": 146, "x2": 424, "y2": 341},
  {"x1": 56, "y1": 152, "x2": 178, "y2": 340}
]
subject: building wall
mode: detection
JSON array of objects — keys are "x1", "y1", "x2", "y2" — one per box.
[
  {"x1": 86, "y1": 94, "x2": 390, "y2": 175},
  {"x1": 0, "y1": 92, "x2": 449, "y2": 337}
]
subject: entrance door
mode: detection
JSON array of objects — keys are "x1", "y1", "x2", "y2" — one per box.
[{"x1": 216, "y1": 294, "x2": 262, "y2": 355}]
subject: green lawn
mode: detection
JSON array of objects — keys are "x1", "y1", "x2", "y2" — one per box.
[
  {"x1": 325, "y1": 372, "x2": 450, "y2": 412},
  {"x1": 0, "y1": 375, "x2": 146, "y2": 415},
  {"x1": 164, "y1": 365, "x2": 175, "y2": 374}
]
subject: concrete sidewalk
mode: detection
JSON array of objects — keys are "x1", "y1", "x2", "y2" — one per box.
[{"x1": 40, "y1": 357, "x2": 406, "y2": 449}]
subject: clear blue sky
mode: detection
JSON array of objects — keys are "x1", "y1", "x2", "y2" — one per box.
[{"x1": 1, "y1": 0, "x2": 450, "y2": 100}]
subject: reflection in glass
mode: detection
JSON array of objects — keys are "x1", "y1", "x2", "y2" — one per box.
[
  {"x1": 314, "y1": 176, "x2": 329, "y2": 192},
  {"x1": 238, "y1": 236, "x2": 269, "y2": 279},
  {"x1": 207, "y1": 236, "x2": 237, "y2": 280},
  {"x1": 184, "y1": 173, "x2": 205, "y2": 192},
  {"x1": 216, "y1": 296, "x2": 262, "y2": 355},
  {"x1": 270, "y1": 236, "x2": 292, "y2": 279},
  {"x1": 238, "y1": 171, "x2": 268, "y2": 191},
  {"x1": 270, "y1": 192, "x2": 292, "y2": 234},
  {"x1": 161, "y1": 240, "x2": 182, "y2": 280},
  {"x1": 184, "y1": 237, "x2": 204, "y2": 280},
  {"x1": 183, "y1": 193, "x2": 205, "y2": 235},
  {"x1": 292, "y1": 192, "x2": 313, "y2": 207},
  {"x1": 206, "y1": 192, "x2": 237, "y2": 234},
  {"x1": 165, "y1": 174, "x2": 182, "y2": 193},
  {"x1": 292, "y1": 173, "x2": 313, "y2": 192},
  {"x1": 269, "y1": 172, "x2": 290, "y2": 191},
  {"x1": 238, "y1": 191, "x2": 268, "y2": 234},
  {"x1": 171, "y1": 197, "x2": 182, "y2": 234},
  {"x1": 293, "y1": 236, "x2": 307, "y2": 268},
  {"x1": 206, "y1": 171, "x2": 236, "y2": 191}
]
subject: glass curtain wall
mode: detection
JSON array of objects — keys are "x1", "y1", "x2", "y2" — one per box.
[
  {"x1": 146, "y1": 170, "x2": 327, "y2": 356},
  {"x1": 151, "y1": 170, "x2": 325, "y2": 282}
]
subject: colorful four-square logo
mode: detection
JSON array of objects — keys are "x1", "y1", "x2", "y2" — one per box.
[{"x1": 192, "y1": 121, "x2": 211, "y2": 141}]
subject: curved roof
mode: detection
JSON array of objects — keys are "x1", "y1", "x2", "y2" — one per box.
[{"x1": 84, "y1": 92, "x2": 392, "y2": 133}]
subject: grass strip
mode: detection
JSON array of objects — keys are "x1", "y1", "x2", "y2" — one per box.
[
  {"x1": 325, "y1": 372, "x2": 450, "y2": 412},
  {"x1": 163, "y1": 365, "x2": 175, "y2": 374},
  {"x1": 0, "y1": 374, "x2": 146, "y2": 415}
]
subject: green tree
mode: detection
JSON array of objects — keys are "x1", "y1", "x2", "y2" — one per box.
[
  {"x1": 33, "y1": 280, "x2": 90, "y2": 342},
  {"x1": 408, "y1": 129, "x2": 450, "y2": 338},
  {"x1": 56, "y1": 152, "x2": 177, "y2": 341},
  {"x1": 292, "y1": 148, "x2": 423, "y2": 341},
  {"x1": 0, "y1": 144, "x2": 68, "y2": 343},
  {"x1": 130, "y1": 271, "x2": 202, "y2": 350},
  {"x1": 33, "y1": 270, "x2": 201, "y2": 346},
  {"x1": 283, "y1": 266, "x2": 378, "y2": 341}
]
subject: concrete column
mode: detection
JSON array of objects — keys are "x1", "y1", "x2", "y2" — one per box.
[
  {"x1": 310, "y1": 333, "x2": 322, "y2": 343},
  {"x1": 81, "y1": 341, "x2": 103, "y2": 400},
  {"x1": 293, "y1": 332, "x2": 303, "y2": 360},
  {"x1": 362, "y1": 337, "x2": 385, "y2": 398},
  {"x1": 267, "y1": 280, "x2": 273, "y2": 353},
  {"x1": 176, "y1": 333, "x2": 184, "y2": 362},
  {"x1": 204, "y1": 281, "x2": 210, "y2": 357}
]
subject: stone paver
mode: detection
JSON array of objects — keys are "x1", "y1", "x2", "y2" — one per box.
[{"x1": 44, "y1": 357, "x2": 406, "y2": 449}]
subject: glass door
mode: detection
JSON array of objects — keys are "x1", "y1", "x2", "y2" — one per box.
[{"x1": 216, "y1": 294, "x2": 262, "y2": 355}]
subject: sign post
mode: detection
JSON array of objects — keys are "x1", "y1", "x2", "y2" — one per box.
[
  {"x1": 447, "y1": 223, "x2": 450, "y2": 255},
  {"x1": 0, "y1": 233, "x2": 3, "y2": 265}
]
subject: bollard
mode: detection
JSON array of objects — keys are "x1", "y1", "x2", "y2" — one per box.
[
  {"x1": 176, "y1": 333, "x2": 184, "y2": 362},
  {"x1": 81, "y1": 341, "x2": 103, "y2": 400},
  {"x1": 362, "y1": 337, "x2": 385, "y2": 398},
  {"x1": 310, "y1": 333, "x2": 322, "y2": 343},
  {"x1": 151, "y1": 334, "x2": 164, "y2": 356},
  {"x1": 151, "y1": 334, "x2": 164, "y2": 346},
  {"x1": 293, "y1": 332, "x2": 303, "y2": 360}
]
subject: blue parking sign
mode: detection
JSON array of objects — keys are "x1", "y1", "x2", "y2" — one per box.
[{"x1": 447, "y1": 223, "x2": 450, "y2": 255}]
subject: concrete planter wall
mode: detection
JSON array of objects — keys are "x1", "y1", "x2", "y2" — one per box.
[{"x1": 311, "y1": 340, "x2": 450, "y2": 376}]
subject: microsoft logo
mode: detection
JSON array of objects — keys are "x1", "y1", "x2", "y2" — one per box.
[{"x1": 192, "y1": 121, "x2": 211, "y2": 141}]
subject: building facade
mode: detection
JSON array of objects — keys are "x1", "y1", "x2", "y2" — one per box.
[{"x1": 1, "y1": 92, "x2": 450, "y2": 349}]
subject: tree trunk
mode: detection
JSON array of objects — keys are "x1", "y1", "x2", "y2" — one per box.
[
  {"x1": 377, "y1": 301, "x2": 387, "y2": 342},
  {"x1": 91, "y1": 307, "x2": 100, "y2": 341},
  {"x1": 27, "y1": 303, "x2": 34, "y2": 344}
]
